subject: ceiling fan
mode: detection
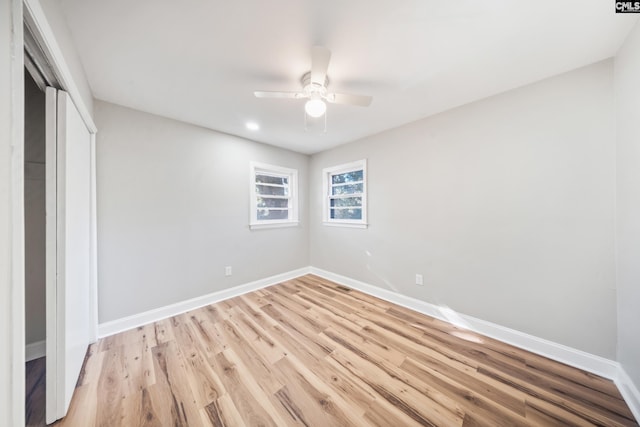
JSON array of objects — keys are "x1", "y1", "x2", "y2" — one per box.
[{"x1": 254, "y1": 46, "x2": 373, "y2": 122}]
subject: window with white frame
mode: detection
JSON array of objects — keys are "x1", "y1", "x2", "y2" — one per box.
[
  {"x1": 323, "y1": 159, "x2": 367, "y2": 228},
  {"x1": 250, "y1": 162, "x2": 298, "y2": 229}
]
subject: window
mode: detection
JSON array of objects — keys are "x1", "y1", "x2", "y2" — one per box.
[
  {"x1": 250, "y1": 162, "x2": 298, "y2": 229},
  {"x1": 323, "y1": 159, "x2": 367, "y2": 228}
]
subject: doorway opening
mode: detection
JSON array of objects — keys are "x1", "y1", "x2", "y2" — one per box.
[
  {"x1": 24, "y1": 17, "x2": 59, "y2": 423},
  {"x1": 24, "y1": 65, "x2": 47, "y2": 427}
]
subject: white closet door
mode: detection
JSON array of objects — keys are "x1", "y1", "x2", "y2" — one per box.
[{"x1": 45, "y1": 88, "x2": 93, "y2": 423}]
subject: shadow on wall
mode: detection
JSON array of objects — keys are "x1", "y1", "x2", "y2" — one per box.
[{"x1": 363, "y1": 247, "x2": 474, "y2": 331}]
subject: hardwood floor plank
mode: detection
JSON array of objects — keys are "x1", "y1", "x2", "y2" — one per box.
[
  {"x1": 356, "y1": 314, "x2": 480, "y2": 376},
  {"x1": 212, "y1": 349, "x2": 283, "y2": 427},
  {"x1": 25, "y1": 275, "x2": 638, "y2": 426},
  {"x1": 322, "y1": 353, "x2": 425, "y2": 427},
  {"x1": 261, "y1": 303, "x2": 335, "y2": 360},
  {"x1": 312, "y1": 307, "x2": 408, "y2": 366},
  {"x1": 203, "y1": 393, "x2": 247, "y2": 427},
  {"x1": 226, "y1": 307, "x2": 288, "y2": 365},
  {"x1": 272, "y1": 358, "x2": 354, "y2": 427},
  {"x1": 186, "y1": 309, "x2": 228, "y2": 357},
  {"x1": 326, "y1": 332, "x2": 465, "y2": 426},
  {"x1": 151, "y1": 341, "x2": 202, "y2": 426},
  {"x1": 525, "y1": 357, "x2": 623, "y2": 399},
  {"x1": 401, "y1": 357, "x2": 529, "y2": 427},
  {"x1": 57, "y1": 384, "x2": 98, "y2": 427},
  {"x1": 478, "y1": 364, "x2": 636, "y2": 426},
  {"x1": 153, "y1": 317, "x2": 177, "y2": 345},
  {"x1": 400, "y1": 356, "x2": 527, "y2": 418},
  {"x1": 94, "y1": 345, "x2": 127, "y2": 425},
  {"x1": 217, "y1": 317, "x2": 285, "y2": 395},
  {"x1": 145, "y1": 382, "x2": 187, "y2": 427},
  {"x1": 276, "y1": 352, "x2": 370, "y2": 426},
  {"x1": 77, "y1": 345, "x2": 105, "y2": 388},
  {"x1": 119, "y1": 389, "x2": 151, "y2": 427},
  {"x1": 273, "y1": 385, "x2": 314, "y2": 427},
  {"x1": 313, "y1": 354, "x2": 377, "y2": 415},
  {"x1": 524, "y1": 397, "x2": 603, "y2": 427},
  {"x1": 170, "y1": 315, "x2": 226, "y2": 408}
]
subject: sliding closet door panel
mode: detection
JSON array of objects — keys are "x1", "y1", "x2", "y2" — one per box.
[{"x1": 55, "y1": 90, "x2": 92, "y2": 419}]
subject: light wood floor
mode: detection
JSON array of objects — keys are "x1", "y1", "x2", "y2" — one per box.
[{"x1": 26, "y1": 275, "x2": 637, "y2": 426}]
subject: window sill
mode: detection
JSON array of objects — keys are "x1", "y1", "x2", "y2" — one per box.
[
  {"x1": 322, "y1": 221, "x2": 368, "y2": 229},
  {"x1": 250, "y1": 221, "x2": 299, "y2": 230}
]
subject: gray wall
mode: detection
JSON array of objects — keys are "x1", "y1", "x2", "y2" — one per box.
[
  {"x1": 310, "y1": 60, "x2": 617, "y2": 359},
  {"x1": 95, "y1": 101, "x2": 310, "y2": 323},
  {"x1": 24, "y1": 71, "x2": 46, "y2": 346},
  {"x1": 615, "y1": 20, "x2": 640, "y2": 389}
]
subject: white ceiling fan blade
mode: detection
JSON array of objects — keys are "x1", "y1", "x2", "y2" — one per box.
[
  {"x1": 310, "y1": 46, "x2": 331, "y2": 86},
  {"x1": 326, "y1": 93, "x2": 373, "y2": 107},
  {"x1": 254, "y1": 91, "x2": 306, "y2": 99}
]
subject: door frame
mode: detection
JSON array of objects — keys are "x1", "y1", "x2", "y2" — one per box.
[{"x1": 2, "y1": 1, "x2": 25, "y2": 426}]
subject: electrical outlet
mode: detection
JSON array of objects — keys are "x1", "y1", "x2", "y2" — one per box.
[
  {"x1": 225, "y1": 266, "x2": 232, "y2": 276},
  {"x1": 415, "y1": 274, "x2": 423, "y2": 286}
]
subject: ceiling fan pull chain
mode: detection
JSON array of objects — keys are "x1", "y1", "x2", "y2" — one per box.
[{"x1": 324, "y1": 109, "x2": 327, "y2": 133}]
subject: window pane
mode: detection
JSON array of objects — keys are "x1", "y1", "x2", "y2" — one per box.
[
  {"x1": 257, "y1": 197, "x2": 289, "y2": 208},
  {"x1": 332, "y1": 170, "x2": 363, "y2": 184},
  {"x1": 330, "y1": 208, "x2": 362, "y2": 220},
  {"x1": 330, "y1": 197, "x2": 362, "y2": 207},
  {"x1": 257, "y1": 209, "x2": 289, "y2": 221},
  {"x1": 256, "y1": 184, "x2": 288, "y2": 196},
  {"x1": 256, "y1": 174, "x2": 288, "y2": 185},
  {"x1": 331, "y1": 183, "x2": 363, "y2": 195}
]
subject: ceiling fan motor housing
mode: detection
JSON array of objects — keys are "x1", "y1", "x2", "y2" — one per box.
[{"x1": 301, "y1": 71, "x2": 329, "y2": 97}]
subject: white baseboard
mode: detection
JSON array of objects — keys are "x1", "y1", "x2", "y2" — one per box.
[
  {"x1": 98, "y1": 267, "x2": 311, "y2": 338},
  {"x1": 309, "y1": 267, "x2": 620, "y2": 380},
  {"x1": 616, "y1": 367, "x2": 640, "y2": 422},
  {"x1": 25, "y1": 340, "x2": 45, "y2": 362}
]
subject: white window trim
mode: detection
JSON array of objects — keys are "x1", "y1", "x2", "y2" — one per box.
[
  {"x1": 250, "y1": 162, "x2": 299, "y2": 230},
  {"x1": 322, "y1": 159, "x2": 368, "y2": 228}
]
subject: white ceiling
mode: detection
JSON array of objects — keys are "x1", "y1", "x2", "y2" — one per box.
[{"x1": 58, "y1": 0, "x2": 638, "y2": 154}]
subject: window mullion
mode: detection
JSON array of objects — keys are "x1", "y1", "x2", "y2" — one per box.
[
  {"x1": 330, "y1": 180, "x2": 364, "y2": 187},
  {"x1": 329, "y1": 194, "x2": 363, "y2": 199},
  {"x1": 256, "y1": 183, "x2": 288, "y2": 188}
]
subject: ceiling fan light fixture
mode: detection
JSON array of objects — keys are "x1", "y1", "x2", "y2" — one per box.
[
  {"x1": 254, "y1": 46, "x2": 372, "y2": 126},
  {"x1": 305, "y1": 98, "x2": 326, "y2": 118}
]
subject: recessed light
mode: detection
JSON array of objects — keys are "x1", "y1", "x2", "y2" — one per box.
[{"x1": 246, "y1": 121, "x2": 260, "y2": 131}]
